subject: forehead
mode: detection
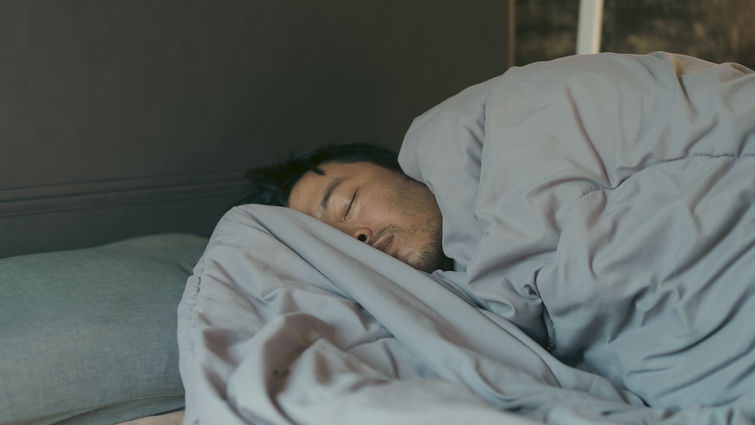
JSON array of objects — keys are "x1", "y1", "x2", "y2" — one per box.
[{"x1": 288, "y1": 161, "x2": 378, "y2": 216}]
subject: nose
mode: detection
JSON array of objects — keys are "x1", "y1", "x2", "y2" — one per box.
[{"x1": 350, "y1": 228, "x2": 372, "y2": 243}]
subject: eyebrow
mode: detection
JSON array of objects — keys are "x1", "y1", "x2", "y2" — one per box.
[{"x1": 320, "y1": 177, "x2": 346, "y2": 212}]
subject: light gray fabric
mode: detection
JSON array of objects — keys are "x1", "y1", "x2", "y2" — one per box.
[
  {"x1": 179, "y1": 53, "x2": 755, "y2": 425},
  {"x1": 400, "y1": 52, "x2": 755, "y2": 416},
  {"x1": 0, "y1": 234, "x2": 207, "y2": 425},
  {"x1": 178, "y1": 204, "x2": 750, "y2": 425}
]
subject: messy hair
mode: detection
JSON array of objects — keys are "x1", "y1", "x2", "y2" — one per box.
[{"x1": 239, "y1": 143, "x2": 401, "y2": 207}]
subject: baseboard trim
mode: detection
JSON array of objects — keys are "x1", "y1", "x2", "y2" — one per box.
[{"x1": 0, "y1": 171, "x2": 250, "y2": 217}]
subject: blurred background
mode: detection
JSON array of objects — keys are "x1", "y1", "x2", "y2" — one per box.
[{"x1": 515, "y1": 0, "x2": 755, "y2": 69}]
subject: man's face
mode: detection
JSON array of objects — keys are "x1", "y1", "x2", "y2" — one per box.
[{"x1": 288, "y1": 161, "x2": 446, "y2": 272}]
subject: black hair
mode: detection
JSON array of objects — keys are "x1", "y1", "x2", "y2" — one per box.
[{"x1": 239, "y1": 143, "x2": 402, "y2": 207}]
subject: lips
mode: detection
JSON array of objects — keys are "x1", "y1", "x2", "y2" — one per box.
[{"x1": 371, "y1": 234, "x2": 394, "y2": 255}]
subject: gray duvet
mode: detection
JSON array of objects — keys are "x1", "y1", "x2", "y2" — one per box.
[{"x1": 178, "y1": 53, "x2": 755, "y2": 424}]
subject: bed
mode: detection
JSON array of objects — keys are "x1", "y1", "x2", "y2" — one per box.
[
  {"x1": 177, "y1": 52, "x2": 755, "y2": 425},
  {"x1": 0, "y1": 1, "x2": 509, "y2": 424}
]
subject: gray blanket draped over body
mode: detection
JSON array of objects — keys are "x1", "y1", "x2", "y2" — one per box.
[{"x1": 178, "y1": 53, "x2": 755, "y2": 425}]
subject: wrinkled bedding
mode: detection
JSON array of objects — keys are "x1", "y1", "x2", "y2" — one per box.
[{"x1": 178, "y1": 53, "x2": 755, "y2": 424}]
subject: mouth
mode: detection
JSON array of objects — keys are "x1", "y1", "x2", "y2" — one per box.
[{"x1": 371, "y1": 235, "x2": 394, "y2": 255}]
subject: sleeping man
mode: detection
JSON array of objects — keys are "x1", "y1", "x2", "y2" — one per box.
[
  {"x1": 179, "y1": 52, "x2": 755, "y2": 425},
  {"x1": 242, "y1": 143, "x2": 451, "y2": 273}
]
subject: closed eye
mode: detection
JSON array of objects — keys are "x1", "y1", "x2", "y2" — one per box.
[{"x1": 344, "y1": 190, "x2": 357, "y2": 219}]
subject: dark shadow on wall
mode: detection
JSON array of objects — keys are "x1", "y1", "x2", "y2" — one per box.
[{"x1": 0, "y1": 1, "x2": 510, "y2": 256}]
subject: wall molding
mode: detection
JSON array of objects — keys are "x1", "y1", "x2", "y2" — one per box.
[{"x1": 0, "y1": 171, "x2": 250, "y2": 217}]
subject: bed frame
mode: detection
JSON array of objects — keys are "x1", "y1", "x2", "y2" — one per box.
[{"x1": 0, "y1": 0, "x2": 512, "y2": 258}]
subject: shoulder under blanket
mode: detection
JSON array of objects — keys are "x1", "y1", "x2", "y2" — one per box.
[
  {"x1": 399, "y1": 52, "x2": 755, "y2": 415},
  {"x1": 181, "y1": 204, "x2": 749, "y2": 424}
]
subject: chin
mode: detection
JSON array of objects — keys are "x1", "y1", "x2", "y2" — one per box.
[
  {"x1": 396, "y1": 235, "x2": 447, "y2": 272},
  {"x1": 404, "y1": 251, "x2": 441, "y2": 273},
  {"x1": 411, "y1": 241, "x2": 450, "y2": 273}
]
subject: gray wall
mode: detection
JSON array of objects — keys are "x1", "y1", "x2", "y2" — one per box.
[{"x1": 0, "y1": 0, "x2": 511, "y2": 257}]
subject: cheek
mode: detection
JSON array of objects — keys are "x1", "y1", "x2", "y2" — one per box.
[
  {"x1": 358, "y1": 178, "x2": 436, "y2": 232},
  {"x1": 358, "y1": 189, "x2": 399, "y2": 223}
]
